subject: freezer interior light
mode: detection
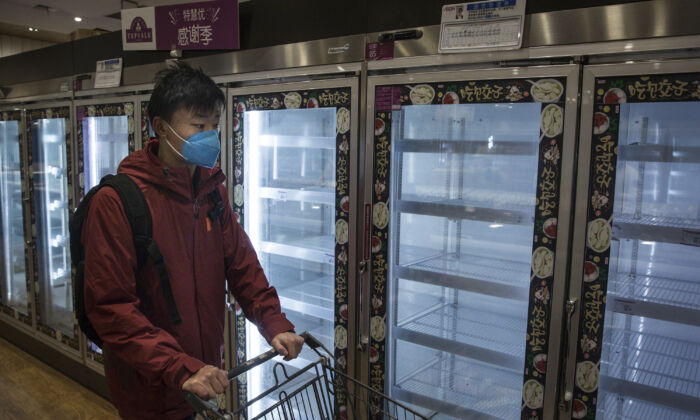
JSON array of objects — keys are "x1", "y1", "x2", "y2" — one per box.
[{"x1": 489, "y1": 224, "x2": 503, "y2": 228}]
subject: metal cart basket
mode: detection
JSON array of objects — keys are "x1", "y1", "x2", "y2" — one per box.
[{"x1": 185, "y1": 332, "x2": 429, "y2": 420}]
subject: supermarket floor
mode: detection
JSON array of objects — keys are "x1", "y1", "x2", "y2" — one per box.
[{"x1": 0, "y1": 337, "x2": 120, "y2": 419}]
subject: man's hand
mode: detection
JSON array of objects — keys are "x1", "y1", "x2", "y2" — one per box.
[
  {"x1": 182, "y1": 365, "x2": 229, "y2": 400},
  {"x1": 270, "y1": 332, "x2": 304, "y2": 361}
]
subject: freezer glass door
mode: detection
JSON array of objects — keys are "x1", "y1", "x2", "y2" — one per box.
[
  {"x1": 0, "y1": 119, "x2": 28, "y2": 314},
  {"x1": 573, "y1": 72, "x2": 700, "y2": 420},
  {"x1": 243, "y1": 106, "x2": 337, "y2": 414},
  {"x1": 32, "y1": 118, "x2": 73, "y2": 337},
  {"x1": 82, "y1": 116, "x2": 129, "y2": 194},
  {"x1": 389, "y1": 104, "x2": 539, "y2": 419},
  {"x1": 370, "y1": 74, "x2": 573, "y2": 419},
  {"x1": 77, "y1": 103, "x2": 135, "y2": 359}
]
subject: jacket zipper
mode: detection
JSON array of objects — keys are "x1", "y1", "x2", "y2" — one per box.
[{"x1": 194, "y1": 198, "x2": 200, "y2": 218}]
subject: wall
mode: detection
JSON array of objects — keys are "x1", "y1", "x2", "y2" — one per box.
[{"x1": 0, "y1": 34, "x2": 54, "y2": 58}]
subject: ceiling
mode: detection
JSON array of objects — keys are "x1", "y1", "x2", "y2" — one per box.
[{"x1": 0, "y1": 0, "x2": 238, "y2": 43}]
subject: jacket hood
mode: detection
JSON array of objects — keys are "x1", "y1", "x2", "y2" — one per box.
[{"x1": 118, "y1": 139, "x2": 226, "y2": 200}]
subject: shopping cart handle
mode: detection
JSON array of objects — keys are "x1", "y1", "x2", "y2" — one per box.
[
  {"x1": 299, "y1": 331, "x2": 322, "y2": 350},
  {"x1": 183, "y1": 391, "x2": 227, "y2": 419},
  {"x1": 227, "y1": 347, "x2": 278, "y2": 380},
  {"x1": 225, "y1": 331, "x2": 320, "y2": 380}
]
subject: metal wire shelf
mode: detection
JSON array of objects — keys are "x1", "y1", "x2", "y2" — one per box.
[
  {"x1": 602, "y1": 327, "x2": 700, "y2": 398},
  {"x1": 618, "y1": 144, "x2": 700, "y2": 164},
  {"x1": 396, "y1": 199, "x2": 533, "y2": 226},
  {"x1": 615, "y1": 214, "x2": 700, "y2": 231},
  {"x1": 400, "y1": 190, "x2": 535, "y2": 217},
  {"x1": 396, "y1": 303, "x2": 526, "y2": 370},
  {"x1": 609, "y1": 273, "x2": 700, "y2": 311},
  {"x1": 396, "y1": 251, "x2": 531, "y2": 301},
  {"x1": 393, "y1": 352, "x2": 521, "y2": 420},
  {"x1": 268, "y1": 264, "x2": 334, "y2": 320},
  {"x1": 260, "y1": 235, "x2": 335, "y2": 265},
  {"x1": 596, "y1": 392, "x2": 699, "y2": 420},
  {"x1": 614, "y1": 214, "x2": 700, "y2": 246}
]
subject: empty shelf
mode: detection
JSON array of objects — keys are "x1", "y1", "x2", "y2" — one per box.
[
  {"x1": 618, "y1": 144, "x2": 700, "y2": 164},
  {"x1": 260, "y1": 235, "x2": 335, "y2": 265},
  {"x1": 396, "y1": 252, "x2": 530, "y2": 301},
  {"x1": 609, "y1": 273, "x2": 700, "y2": 311},
  {"x1": 395, "y1": 303, "x2": 525, "y2": 370},
  {"x1": 396, "y1": 199, "x2": 533, "y2": 226},
  {"x1": 597, "y1": 392, "x2": 699, "y2": 420},
  {"x1": 273, "y1": 273, "x2": 334, "y2": 321},
  {"x1": 259, "y1": 187, "x2": 334, "y2": 205},
  {"x1": 614, "y1": 215, "x2": 700, "y2": 247},
  {"x1": 608, "y1": 273, "x2": 700, "y2": 327},
  {"x1": 396, "y1": 139, "x2": 538, "y2": 156},
  {"x1": 258, "y1": 134, "x2": 336, "y2": 149},
  {"x1": 393, "y1": 354, "x2": 521, "y2": 420},
  {"x1": 601, "y1": 327, "x2": 700, "y2": 414},
  {"x1": 401, "y1": 190, "x2": 535, "y2": 213}
]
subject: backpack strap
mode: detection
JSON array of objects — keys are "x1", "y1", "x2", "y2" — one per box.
[
  {"x1": 100, "y1": 174, "x2": 150, "y2": 268},
  {"x1": 101, "y1": 174, "x2": 182, "y2": 326},
  {"x1": 207, "y1": 187, "x2": 225, "y2": 224},
  {"x1": 146, "y1": 240, "x2": 182, "y2": 325}
]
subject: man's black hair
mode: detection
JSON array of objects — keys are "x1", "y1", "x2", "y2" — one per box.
[{"x1": 147, "y1": 61, "x2": 225, "y2": 135}]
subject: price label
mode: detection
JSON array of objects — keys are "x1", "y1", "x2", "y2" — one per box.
[
  {"x1": 94, "y1": 58, "x2": 123, "y2": 89},
  {"x1": 439, "y1": 0, "x2": 526, "y2": 53},
  {"x1": 682, "y1": 229, "x2": 700, "y2": 247},
  {"x1": 277, "y1": 191, "x2": 287, "y2": 201},
  {"x1": 325, "y1": 253, "x2": 335, "y2": 265},
  {"x1": 613, "y1": 298, "x2": 638, "y2": 315}
]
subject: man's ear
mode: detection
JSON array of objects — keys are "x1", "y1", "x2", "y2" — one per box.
[{"x1": 152, "y1": 116, "x2": 168, "y2": 139}]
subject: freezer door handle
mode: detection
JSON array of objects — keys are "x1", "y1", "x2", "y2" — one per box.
[
  {"x1": 559, "y1": 297, "x2": 578, "y2": 413},
  {"x1": 358, "y1": 259, "x2": 369, "y2": 352}
]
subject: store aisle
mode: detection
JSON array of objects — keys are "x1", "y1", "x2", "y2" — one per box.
[{"x1": 0, "y1": 337, "x2": 120, "y2": 419}]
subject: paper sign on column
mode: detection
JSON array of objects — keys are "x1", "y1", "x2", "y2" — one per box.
[
  {"x1": 94, "y1": 58, "x2": 123, "y2": 89},
  {"x1": 439, "y1": 0, "x2": 526, "y2": 53}
]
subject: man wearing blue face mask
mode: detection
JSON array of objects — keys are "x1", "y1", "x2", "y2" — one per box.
[{"x1": 81, "y1": 62, "x2": 303, "y2": 420}]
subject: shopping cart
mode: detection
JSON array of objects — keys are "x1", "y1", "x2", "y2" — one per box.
[{"x1": 184, "y1": 331, "x2": 430, "y2": 420}]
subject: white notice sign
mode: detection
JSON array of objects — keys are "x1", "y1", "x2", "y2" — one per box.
[
  {"x1": 94, "y1": 58, "x2": 123, "y2": 89},
  {"x1": 439, "y1": 0, "x2": 526, "y2": 53}
]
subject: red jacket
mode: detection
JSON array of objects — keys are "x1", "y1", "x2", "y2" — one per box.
[{"x1": 83, "y1": 140, "x2": 294, "y2": 419}]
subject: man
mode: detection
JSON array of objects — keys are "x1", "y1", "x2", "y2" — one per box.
[{"x1": 82, "y1": 62, "x2": 304, "y2": 419}]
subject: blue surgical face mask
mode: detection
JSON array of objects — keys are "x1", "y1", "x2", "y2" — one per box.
[{"x1": 164, "y1": 121, "x2": 220, "y2": 169}]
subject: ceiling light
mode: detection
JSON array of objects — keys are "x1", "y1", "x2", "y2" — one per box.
[
  {"x1": 28, "y1": 27, "x2": 34, "y2": 31},
  {"x1": 74, "y1": 17, "x2": 82, "y2": 22}
]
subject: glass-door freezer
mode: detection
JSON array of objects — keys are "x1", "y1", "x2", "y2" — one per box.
[
  {"x1": 24, "y1": 103, "x2": 79, "y2": 352},
  {"x1": 229, "y1": 79, "x2": 357, "y2": 417},
  {"x1": 0, "y1": 109, "x2": 31, "y2": 324},
  {"x1": 366, "y1": 66, "x2": 580, "y2": 419},
  {"x1": 75, "y1": 99, "x2": 136, "y2": 363},
  {"x1": 565, "y1": 61, "x2": 700, "y2": 420}
]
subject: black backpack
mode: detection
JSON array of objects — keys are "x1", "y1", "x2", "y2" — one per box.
[{"x1": 70, "y1": 173, "x2": 224, "y2": 348}]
